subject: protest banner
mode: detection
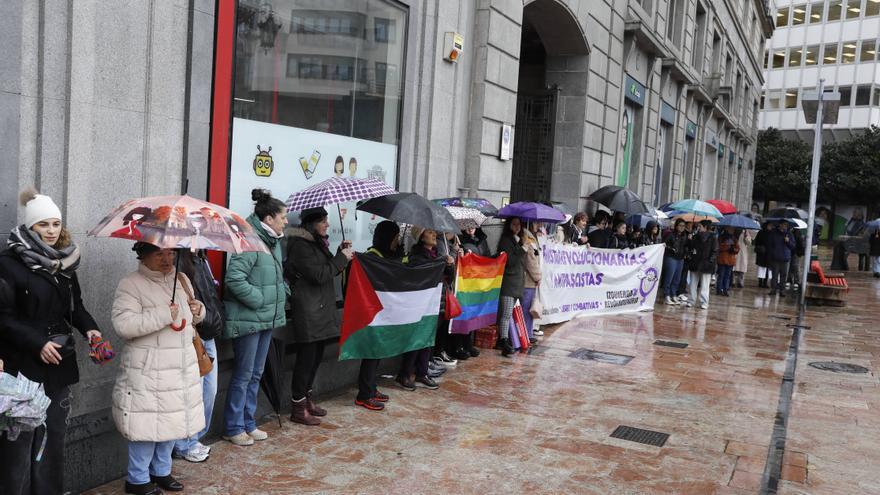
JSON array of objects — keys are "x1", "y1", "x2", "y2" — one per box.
[{"x1": 537, "y1": 243, "x2": 664, "y2": 324}]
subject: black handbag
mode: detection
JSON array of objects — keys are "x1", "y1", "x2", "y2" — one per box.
[{"x1": 47, "y1": 332, "x2": 75, "y2": 359}]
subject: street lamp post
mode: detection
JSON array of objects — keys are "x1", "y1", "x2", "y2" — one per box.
[{"x1": 799, "y1": 79, "x2": 840, "y2": 308}]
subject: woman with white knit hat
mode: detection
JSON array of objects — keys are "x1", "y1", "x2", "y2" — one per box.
[{"x1": 0, "y1": 188, "x2": 103, "y2": 495}]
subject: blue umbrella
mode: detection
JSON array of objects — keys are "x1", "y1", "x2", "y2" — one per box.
[
  {"x1": 717, "y1": 214, "x2": 761, "y2": 230},
  {"x1": 669, "y1": 199, "x2": 724, "y2": 218},
  {"x1": 865, "y1": 218, "x2": 880, "y2": 232}
]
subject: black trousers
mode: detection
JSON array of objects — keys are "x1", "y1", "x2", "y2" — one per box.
[
  {"x1": 291, "y1": 341, "x2": 325, "y2": 401},
  {"x1": 398, "y1": 347, "x2": 431, "y2": 380},
  {"x1": 0, "y1": 385, "x2": 70, "y2": 495},
  {"x1": 357, "y1": 359, "x2": 380, "y2": 401},
  {"x1": 434, "y1": 318, "x2": 450, "y2": 355}
]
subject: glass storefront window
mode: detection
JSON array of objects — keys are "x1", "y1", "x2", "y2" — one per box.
[
  {"x1": 791, "y1": 4, "x2": 807, "y2": 24},
  {"x1": 777, "y1": 6, "x2": 790, "y2": 26},
  {"x1": 841, "y1": 41, "x2": 857, "y2": 63},
  {"x1": 804, "y1": 45, "x2": 819, "y2": 65},
  {"x1": 860, "y1": 40, "x2": 876, "y2": 62},
  {"x1": 809, "y1": 2, "x2": 825, "y2": 22},
  {"x1": 823, "y1": 42, "x2": 839, "y2": 64},
  {"x1": 847, "y1": 0, "x2": 862, "y2": 18},
  {"x1": 828, "y1": 0, "x2": 844, "y2": 20},
  {"x1": 233, "y1": 0, "x2": 407, "y2": 145},
  {"x1": 789, "y1": 46, "x2": 803, "y2": 67}
]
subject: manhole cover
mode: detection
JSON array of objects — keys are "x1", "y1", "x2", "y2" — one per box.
[
  {"x1": 808, "y1": 362, "x2": 869, "y2": 373},
  {"x1": 610, "y1": 425, "x2": 669, "y2": 447},
  {"x1": 654, "y1": 340, "x2": 688, "y2": 349},
  {"x1": 569, "y1": 348, "x2": 634, "y2": 365}
]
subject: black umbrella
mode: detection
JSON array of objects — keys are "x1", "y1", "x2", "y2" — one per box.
[
  {"x1": 358, "y1": 193, "x2": 460, "y2": 232},
  {"x1": 259, "y1": 338, "x2": 286, "y2": 427},
  {"x1": 587, "y1": 185, "x2": 650, "y2": 214},
  {"x1": 766, "y1": 207, "x2": 808, "y2": 220}
]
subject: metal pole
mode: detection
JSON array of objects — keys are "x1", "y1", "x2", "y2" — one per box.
[{"x1": 800, "y1": 79, "x2": 824, "y2": 308}]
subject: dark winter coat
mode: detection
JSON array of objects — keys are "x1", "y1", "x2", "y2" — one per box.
[
  {"x1": 497, "y1": 233, "x2": 525, "y2": 299},
  {"x1": 460, "y1": 229, "x2": 490, "y2": 256},
  {"x1": 606, "y1": 233, "x2": 630, "y2": 249},
  {"x1": 766, "y1": 229, "x2": 797, "y2": 262},
  {"x1": 0, "y1": 251, "x2": 99, "y2": 392},
  {"x1": 177, "y1": 251, "x2": 225, "y2": 341},
  {"x1": 687, "y1": 231, "x2": 719, "y2": 274},
  {"x1": 663, "y1": 230, "x2": 689, "y2": 260},
  {"x1": 588, "y1": 228, "x2": 611, "y2": 248},
  {"x1": 222, "y1": 215, "x2": 288, "y2": 339},
  {"x1": 753, "y1": 228, "x2": 770, "y2": 267},
  {"x1": 567, "y1": 223, "x2": 589, "y2": 245},
  {"x1": 285, "y1": 227, "x2": 348, "y2": 344},
  {"x1": 870, "y1": 232, "x2": 880, "y2": 256}
]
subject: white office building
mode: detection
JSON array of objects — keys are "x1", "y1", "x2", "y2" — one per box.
[{"x1": 761, "y1": 0, "x2": 880, "y2": 139}]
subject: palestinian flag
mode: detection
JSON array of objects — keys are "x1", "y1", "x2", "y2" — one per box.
[
  {"x1": 339, "y1": 253, "x2": 446, "y2": 360},
  {"x1": 450, "y1": 252, "x2": 507, "y2": 334}
]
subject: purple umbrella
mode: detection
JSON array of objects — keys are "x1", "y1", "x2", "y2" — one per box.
[
  {"x1": 285, "y1": 177, "x2": 397, "y2": 212},
  {"x1": 496, "y1": 202, "x2": 566, "y2": 223}
]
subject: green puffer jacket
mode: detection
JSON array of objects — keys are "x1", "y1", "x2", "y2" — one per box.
[{"x1": 221, "y1": 214, "x2": 289, "y2": 339}]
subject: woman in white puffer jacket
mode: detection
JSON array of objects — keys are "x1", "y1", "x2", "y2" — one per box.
[{"x1": 111, "y1": 242, "x2": 205, "y2": 495}]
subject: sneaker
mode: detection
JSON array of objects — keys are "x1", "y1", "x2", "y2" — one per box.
[
  {"x1": 355, "y1": 397, "x2": 385, "y2": 411},
  {"x1": 172, "y1": 446, "x2": 209, "y2": 463},
  {"x1": 222, "y1": 432, "x2": 254, "y2": 446},
  {"x1": 194, "y1": 442, "x2": 211, "y2": 455},
  {"x1": 427, "y1": 368, "x2": 445, "y2": 378},
  {"x1": 664, "y1": 296, "x2": 678, "y2": 305},
  {"x1": 785, "y1": 282, "x2": 791, "y2": 289},
  {"x1": 700, "y1": 303, "x2": 708, "y2": 310},
  {"x1": 533, "y1": 329, "x2": 544, "y2": 337},
  {"x1": 685, "y1": 302, "x2": 693, "y2": 308},
  {"x1": 374, "y1": 390, "x2": 389, "y2": 402},
  {"x1": 428, "y1": 360, "x2": 447, "y2": 374},
  {"x1": 677, "y1": 294, "x2": 688, "y2": 302},
  {"x1": 247, "y1": 428, "x2": 268, "y2": 441},
  {"x1": 452, "y1": 348, "x2": 470, "y2": 361},
  {"x1": 437, "y1": 351, "x2": 458, "y2": 366},
  {"x1": 395, "y1": 376, "x2": 416, "y2": 391},
  {"x1": 415, "y1": 375, "x2": 439, "y2": 390}
]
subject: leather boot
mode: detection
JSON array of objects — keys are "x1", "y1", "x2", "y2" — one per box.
[
  {"x1": 499, "y1": 338, "x2": 514, "y2": 357},
  {"x1": 306, "y1": 390, "x2": 327, "y2": 417},
  {"x1": 290, "y1": 398, "x2": 321, "y2": 426}
]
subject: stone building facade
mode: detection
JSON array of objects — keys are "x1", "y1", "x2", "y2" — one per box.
[{"x1": 0, "y1": 0, "x2": 771, "y2": 491}]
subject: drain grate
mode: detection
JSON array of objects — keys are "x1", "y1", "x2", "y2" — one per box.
[
  {"x1": 654, "y1": 340, "x2": 688, "y2": 349},
  {"x1": 769, "y1": 315, "x2": 793, "y2": 321},
  {"x1": 569, "y1": 348, "x2": 634, "y2": 365},
  {"x1": 786, "y1": 324, "x2": 811, "y2": 329},
  {"x1": 808, "y1": 362, "x2": 869, "y2": 373},
  {"x1": 610, "y1": 425, "x2": 669, "y2": 447}
]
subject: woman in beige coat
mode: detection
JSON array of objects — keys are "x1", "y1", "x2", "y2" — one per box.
[
  {"x1": 111, "y1": 243, "x2": 205, "y2": 495},
  {"x1": 733, "y1": 229, "x2": 752, "y2": 289},
  {"x1": 522, "y1": 224, "x2": 543, "y2": 339}
]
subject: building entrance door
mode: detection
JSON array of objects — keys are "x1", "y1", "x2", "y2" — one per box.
[{"x1": 511, "y1": 91, "x2": 557, "y2": 203}]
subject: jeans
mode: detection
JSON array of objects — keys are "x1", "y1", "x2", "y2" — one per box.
[
  {"x1": 175, "y1": 338, "x2": 217, "y2": 454},
  {"x1": 357, "y1": 359, "x2": 380, "y2": 401},
  {"x1": 770, "y1": 260, "x2": 790, "y2": 291},
  {"x1": 716, "y1": 264, "x2": 733, "y2": 293},
  {"x1": 787, "y1": 256, "x2": 801, "y2": 285},
  {"x1": 127, "y1": 440, "x2": 174, "y2": 485},
  {"x1": 689, "y1": 272, "x2": 712, "y2": 306},
  {"x1": 290, "y1": 340, "x2": 326, "y2": 401},
  {"x1": 521, "y1": 288, "x2": 536, "y2": 339},
  {"x1": 224, "y1": 329, "x2": 273, "y2": 436},
  {"x1": 662, "y1": 257, "x2": 684, "y2": 297},
  {"x1": 0, "y1": 386, "x2": 70, "y2": 495}
]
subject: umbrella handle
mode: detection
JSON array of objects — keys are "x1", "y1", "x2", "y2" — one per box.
[
  {"x1": 171, "y1": 251, "x2": 181, "y2": 304},
  {"x1": 337, "y1": 204, "x2": 346, "y2": 242}
]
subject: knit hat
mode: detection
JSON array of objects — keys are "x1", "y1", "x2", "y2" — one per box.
[
  {"x1": 20, "y1": 188, "x2": 62, "y2": 227},
  {"x1": 300, "y1": 207, "x2": 328, "y2": 225}
]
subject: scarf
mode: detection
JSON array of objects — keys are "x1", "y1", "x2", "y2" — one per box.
[
  {"x1": 7, "y1": 225, "x2": 81, "y2": 277},
  {"x1": 260, "y1": 221, "x2": 285, "y2": 239}
]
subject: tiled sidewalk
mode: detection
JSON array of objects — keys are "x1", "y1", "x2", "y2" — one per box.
[{"x1": 86, "y1": 268, "x2": 880, "y2": 494}]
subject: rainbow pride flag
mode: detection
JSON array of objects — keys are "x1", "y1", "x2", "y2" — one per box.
[{"x1": 451, "y1": 252, "x2": 507, "y2": 334}]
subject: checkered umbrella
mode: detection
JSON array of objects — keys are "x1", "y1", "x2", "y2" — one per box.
[
  {"x1": 285, "y1": 177, "x2": 396, "y2": 212},
  {"x1": 445, "y1": 206, "x2": 488, "y2": 230}
]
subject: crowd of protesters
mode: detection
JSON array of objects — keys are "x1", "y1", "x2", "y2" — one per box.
[{"x1": 0, "y1": 185, "x2": 864, "y2": 495}]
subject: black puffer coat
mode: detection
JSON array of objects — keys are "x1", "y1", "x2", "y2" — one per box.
[
  {"x1": 663, "y1": 230, "x2": 689, "y2": 259},
  {"x1": 497, "y1": 233, "x2": 525, "y2": 299},
  {"x1": 460, "y1": 229, "x2": 490, "y2": 256},
  {"x1": 285, "y1": 228, "x2": 348, "y2": 344},
  {"x1": 687, "y1": 231, "x2": 719, "y2": 274},
  {"x1": 0, "y1": 251, "x2": 99, "y2": 392},
  {"x1": 177, "y1": 251, "x2": 224, "y2": 340}
]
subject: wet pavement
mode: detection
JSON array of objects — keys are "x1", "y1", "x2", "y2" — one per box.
[{"x1": 86, "y1": 260, "x2": 880, "y2": 494}]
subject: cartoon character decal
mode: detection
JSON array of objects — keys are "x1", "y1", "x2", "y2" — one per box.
[
  {"x1": 300, "y1": 150, "x2": 320, "y2": 179},
  {"x1": 253, "y1": 145, "x2": 274, "y2": 177},
  {"x1": 636, "y1": 267, "x2": 659, "y2": 304},
  {"x1": 229, "y1": 222, "x2": 255, "y2": 252},
  {"x1": 199, "y1": 207, "x2": 227, "y2": 234},
  {"x1": 177, "y1": 211, "x2": 220, "y2": 251},
  {"x1": 348, "y1": 157, "x2": 358, "y2": 177},
  {"x1": 111, "y1": 206, "x2": 152, "y2": 240},
  {"x1": 334, "y1": 155, "x2": 344, "y2": 177}
]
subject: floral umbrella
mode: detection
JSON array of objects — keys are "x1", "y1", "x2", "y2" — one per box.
[
  {"x1": 444, "y1": 206, "x2": 488, "y2": 230},
  {"x1": 88, "y1": 195, "x2": 268, "y2": 255}
]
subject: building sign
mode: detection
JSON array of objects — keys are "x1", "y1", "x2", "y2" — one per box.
[
  {"x1": 624, "y1": 75, "x2": 646, "y2": 107},
  {"x1": 537, "y1": 243, "x2": 665, "y2": 324},
  {"x1": 738, "y1": 157, "x2": 743, "y2": 169},
  {"x1": 660, "y1": 102, "x2": 676, "y2": 126},
  {"x1": 686, "y1": 120, "x2": 697, "y2": 139},
  {"x1": 228, "y1": 118, "x2": 398, "y2": 252},
  {"x1": 499, "y1": 124, "x2": 513, "y2": 161},
  {"x1": 705, "y1": 129, "x2": 717, "y2": 149},
  {"x1": 717, "y1": 143, "x2": 725, "y2": 158},
  {"x1": 729, "y1": 150, "x2": 735, "y2": 164}
]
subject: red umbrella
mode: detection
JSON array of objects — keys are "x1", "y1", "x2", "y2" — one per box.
[{"x1": 706, "y1": 199, "x2": 737, "y2": 215}]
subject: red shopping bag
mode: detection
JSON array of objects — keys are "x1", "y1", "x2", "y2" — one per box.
[
  {"x1": 512, "y1": 301, "x2": 529, "y2": 352},
  {"x1": 444, "y1": 289, "x2": 463, "y2": 320}
]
